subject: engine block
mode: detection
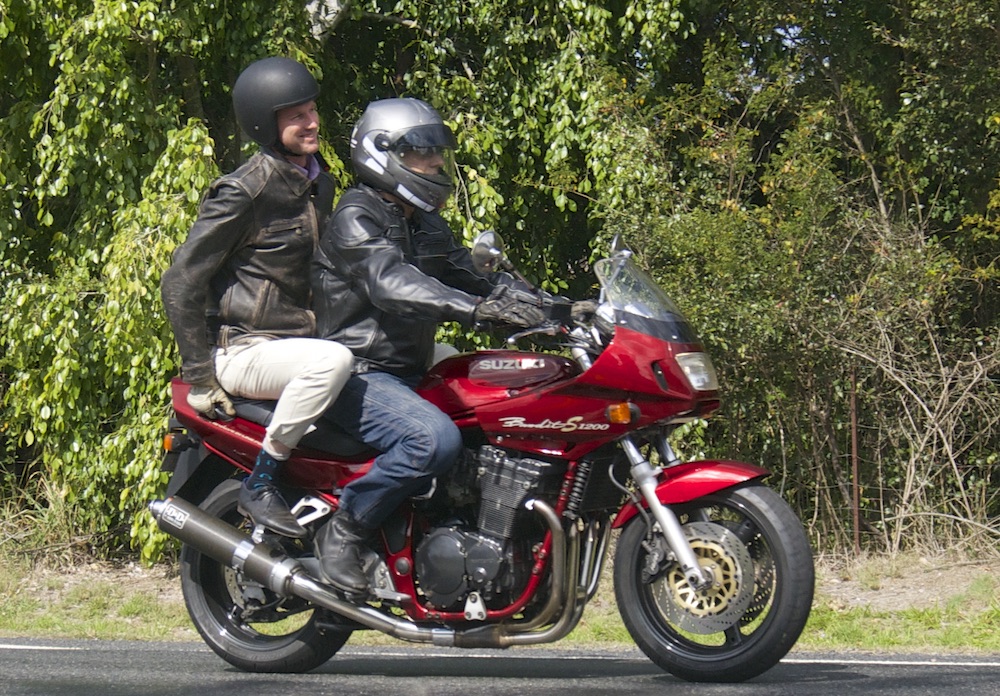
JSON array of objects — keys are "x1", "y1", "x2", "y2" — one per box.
[
  {"x1": 413, "y1": 446, "x2": 562, "y2": 611},
  {"x1": 476, "y1": 445, "x2": 559, "y2": 539}
]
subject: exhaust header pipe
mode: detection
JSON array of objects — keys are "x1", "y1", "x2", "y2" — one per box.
[{"x1": 149, "y1": 496, "x2": 576, "y2": 648}]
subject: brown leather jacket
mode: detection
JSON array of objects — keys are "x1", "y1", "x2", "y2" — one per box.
[{"x1": 161, "y1": 149, "x2": 335, "y2": 385}]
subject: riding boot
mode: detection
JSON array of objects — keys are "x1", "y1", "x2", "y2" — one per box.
[{"x1": 314, "y1": 508, "x2": 373, "y2": 596}]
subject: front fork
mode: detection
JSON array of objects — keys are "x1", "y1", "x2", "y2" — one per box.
[
  {"x1": 570, "y1": 331, "x2": 711, "y2": 590},
  {"x1": 621, "y1": 435, "x2": 712, "y2": 590}
]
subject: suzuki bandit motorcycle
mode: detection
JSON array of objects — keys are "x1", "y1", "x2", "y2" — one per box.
[{"x1": 149, "y1": 234, "x2": 814, "y2": 683}]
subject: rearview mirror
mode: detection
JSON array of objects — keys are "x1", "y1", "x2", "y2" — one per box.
[{"x1": 471, "y1": 230, "x2": 507, "y2": 274}]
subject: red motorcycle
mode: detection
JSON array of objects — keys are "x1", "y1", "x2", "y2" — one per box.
[{"x1": 150, "y1": 234, "x2": 814, "y2": 683}]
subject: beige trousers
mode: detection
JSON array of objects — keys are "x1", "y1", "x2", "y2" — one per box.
[{"x1": 214, "y1": 337, "x2": 353, "y2": 454}]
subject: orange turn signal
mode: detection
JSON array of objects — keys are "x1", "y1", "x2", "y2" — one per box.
[
  {"x1": 163, "y1": 431, "x2": 194, "y2": 452},
  {"x1": 163, "y1": 433, "x2": 178, "y2": 452},
  {"x1": 606, "y1": 402, "x2": 639, "y2": 425}
]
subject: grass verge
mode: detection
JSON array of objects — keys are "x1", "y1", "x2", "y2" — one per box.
[
  {"x1": 0, "y1": 556, "x2": 196, "y2": 642},
  {"x1": 801, "y1": 572, "x2": 1000, "y2": 653},
  {"x1": 1, "y1": 552, "x2": 997, "y2": 653}
]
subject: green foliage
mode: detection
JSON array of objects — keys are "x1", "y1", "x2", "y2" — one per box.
[
  {"x1": 1, "y1": 0, "x2": 998, "y2": 564},
  {"x1": 0, "y1": 0, "x2": 322, "y2": 561},
  {"x1": 320, "y1": 0, "x2": 691, "y2": 292},
  {"x1": 622, "y1": 2, "x2": 1000, "y2": 551}
]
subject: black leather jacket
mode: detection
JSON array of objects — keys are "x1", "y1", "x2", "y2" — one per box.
[
  {"x1": 312, "y1": 184, "x2": 510, "y2": 378},
  {"x1": 161, "y1": 149, "x2": 335, "y2": 385}
]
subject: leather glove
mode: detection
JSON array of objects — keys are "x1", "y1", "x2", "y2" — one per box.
[
  {"x1": 187, "y1": 376, "x2": 236, "y2": 419},
  {"x1": 571, "y1": 299, "x2": 599, "y2": 323},
  {"x1": 474, "y1": 287, "x2": 547, "y2": 329}
]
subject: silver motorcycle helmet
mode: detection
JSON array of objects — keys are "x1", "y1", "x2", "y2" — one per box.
[{"x1": 350, "y1": 98, "x2": 457, "y2": 212}]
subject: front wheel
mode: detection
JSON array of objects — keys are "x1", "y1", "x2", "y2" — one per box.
[
  {"x1": 179, "y1": 479, "x2": 351, "y2": 673},
  {"x1": 614, "y1": 483, "x2": 814, "y2": 682}
]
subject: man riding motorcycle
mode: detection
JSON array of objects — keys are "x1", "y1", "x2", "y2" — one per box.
[{"x1": 310, "y1": 97, "x2": 546, "y2": 595}]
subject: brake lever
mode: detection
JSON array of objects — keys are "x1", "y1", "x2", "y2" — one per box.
[{"x1": 506, "y1": 322, "x2": 563, "y2": 345}]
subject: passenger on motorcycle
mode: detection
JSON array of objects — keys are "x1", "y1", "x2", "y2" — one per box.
[
  {"x1": 311, "y1": 97, "x2": 546, "y2": 595},
  {"x1": 160, "y1": 57, "x2": 353, "y2": 539}
]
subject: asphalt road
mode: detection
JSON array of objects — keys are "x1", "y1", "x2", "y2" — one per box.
[{"x1": 0, "y1": 640, "x2": 997, "y2": 696}]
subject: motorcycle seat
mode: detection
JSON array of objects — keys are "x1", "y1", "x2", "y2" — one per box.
[{"x1": 231, "y1": 398, "x2": 374, "y2": 458}]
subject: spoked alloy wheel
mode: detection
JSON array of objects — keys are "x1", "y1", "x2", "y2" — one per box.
[
  {"x1": 614, "y1": 483, "x2": 814, "y2": 683},
  {"x1": 179, "y1": 479, "x2": 351, "y2": 673}
]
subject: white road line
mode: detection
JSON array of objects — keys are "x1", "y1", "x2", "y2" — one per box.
[
  {"x1": 0, "y1": 643, "x2": 995, "y2": 668},
  {"x1": 783, "y1": 657, "x2": 1000, "y2": 668}
]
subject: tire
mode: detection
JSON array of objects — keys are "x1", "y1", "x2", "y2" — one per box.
[
  {"x1": 179, "y1": 479, "x2": 351, "y2": 673},
  {"x1": 613, "y1": 483, "x2": 814, "y2": 683}
]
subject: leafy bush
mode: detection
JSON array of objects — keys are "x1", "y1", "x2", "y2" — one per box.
[{"x1": 1, "y1": 1, "x2": 997, "y2": 564}]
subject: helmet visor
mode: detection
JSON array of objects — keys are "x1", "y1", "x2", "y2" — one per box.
[
  {"x1": 388, "y1": 123, "x2": 457, "y2": 150},
  {"x1": 388, "y1": 124, "x2": 457, "y2": 183}
]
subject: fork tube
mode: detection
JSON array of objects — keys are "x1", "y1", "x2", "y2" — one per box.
[{"x1": 620, "y1": 436, "x2": 709, "y2": 589}]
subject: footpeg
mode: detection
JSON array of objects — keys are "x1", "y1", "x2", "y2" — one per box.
[
  {"x1": 291, "y1": 496, "x2": 332, "y2": 526},
  {"x1": 370, "y1": 558, "x2": 411, "y2": 603}
]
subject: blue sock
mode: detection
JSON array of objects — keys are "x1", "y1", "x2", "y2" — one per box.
[{"x1": 245, "y1": 449, "x2": 281, "y2": 490}]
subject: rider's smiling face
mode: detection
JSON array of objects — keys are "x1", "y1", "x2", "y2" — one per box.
[{"x1": 276, "y1": 100, "x2": 320, "y2": 163}]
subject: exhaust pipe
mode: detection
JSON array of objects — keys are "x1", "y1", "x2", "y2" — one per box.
[
  {"x1": 149, "y1": 497, "x2": 309, "y2": 597},
  {"x1": 149, "y1": 496, "x2": 576, "y2": 648}
]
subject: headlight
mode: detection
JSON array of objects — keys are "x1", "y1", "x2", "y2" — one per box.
[{"x1": 675, "y1": 352, "x2": 719, "y2": 392}]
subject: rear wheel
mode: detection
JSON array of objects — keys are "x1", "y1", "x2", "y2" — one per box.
[
  {"x1": 179, "y1": 479, "x2": 351, "y2": 672},
  {"x1": 614, "y1": 483, "x2": 814, "y2": 682}
]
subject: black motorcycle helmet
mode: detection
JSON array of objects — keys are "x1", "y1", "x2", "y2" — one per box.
[
  {"x1": 232, "y1": 56, "x2": 319, "y2": 148},
  {"x1": 350, "y1": 98, "x2": 457, "y2": 212}
]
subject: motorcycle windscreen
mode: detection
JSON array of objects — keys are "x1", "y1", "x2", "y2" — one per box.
[{"x1": 594, "y1": 254, "x2": 701, "y2": 344}]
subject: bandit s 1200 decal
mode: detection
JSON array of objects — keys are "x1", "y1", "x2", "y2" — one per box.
[{"x1": 497, "y1": 416, "x2": 610, "y2": 432}]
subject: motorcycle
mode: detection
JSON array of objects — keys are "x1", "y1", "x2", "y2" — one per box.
[{"x1": 149, "y1": 233, "x2": 814, "y2": 683}]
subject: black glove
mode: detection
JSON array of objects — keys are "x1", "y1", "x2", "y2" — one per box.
[
  {"x1": 571, "y1": 299, "x2": 599, "y2": 323},
  {"x1": 474, "y1": 287, "x2": 547, "y2": 328}
]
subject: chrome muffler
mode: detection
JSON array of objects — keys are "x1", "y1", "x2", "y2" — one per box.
[{"x1": 148, "y1": 495, "x2": 576, "y2": 648}]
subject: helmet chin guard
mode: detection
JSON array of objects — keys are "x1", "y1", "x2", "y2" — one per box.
[{"x1": 350, "y1": 98, "x2": 456, "y2": 211}]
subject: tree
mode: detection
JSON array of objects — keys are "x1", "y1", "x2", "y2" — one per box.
[
  {"x1": 2, "y1": 0, "x2": 997, "y2": 561},
  {"x1": 0, "y1": 0, "x2": 337, "y2": 558},
  {"x1": 619, "y1": 0, "x2": 1000, "y2": 551},
  {"x1": 0, "y1": 0, "x2": 693, "y2": 560}
]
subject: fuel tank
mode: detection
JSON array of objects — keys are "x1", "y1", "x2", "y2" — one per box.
[{"x1": 417, "y1": 350, "x2": 581, "y2": 416}]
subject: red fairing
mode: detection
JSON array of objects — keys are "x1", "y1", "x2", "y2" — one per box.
[
  {"x1": 612, "y1": 460, "x2": 769, "y2": 529},
  {"x1": 416, "y1": 327, "x2": 720, "y2": 460}
]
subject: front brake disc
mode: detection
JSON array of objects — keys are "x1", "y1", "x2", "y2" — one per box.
[{"x1": 652, "y1": 521, "x2": 755, "y2": 634}]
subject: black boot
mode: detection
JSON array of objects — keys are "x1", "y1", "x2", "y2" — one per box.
[
  {"x1": 238, "y1": 482, "x2": 307, "y2": 538},
  {"x1": 314, "y1": 509, "x2": 373, "y2": 596}
]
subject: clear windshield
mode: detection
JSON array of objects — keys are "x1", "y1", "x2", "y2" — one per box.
[{"x1": 593, "y1": 251, "x2": 699, "y2": 343}]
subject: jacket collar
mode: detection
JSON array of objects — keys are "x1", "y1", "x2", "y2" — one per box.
[{"x1": 260, "y1": 147, "x2": 316, "y2": 196}]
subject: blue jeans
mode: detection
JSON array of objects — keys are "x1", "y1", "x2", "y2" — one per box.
[{"x1": 324, "y1": 371, "x2": 462, "y2": 529}]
